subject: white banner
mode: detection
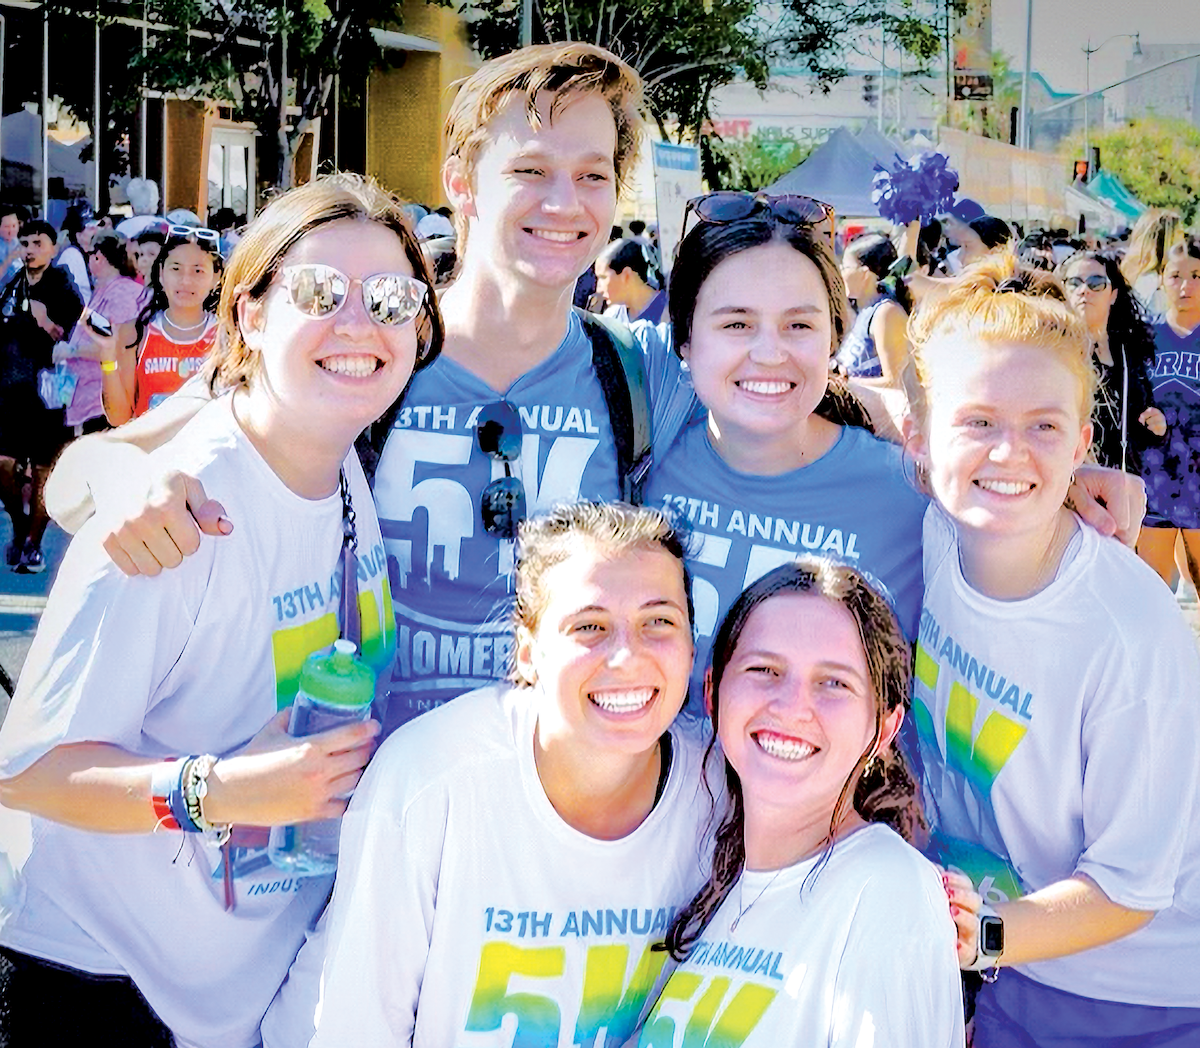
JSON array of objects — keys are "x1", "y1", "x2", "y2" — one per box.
[{"x1": 651, "y1": 141, "x2": 702, "y2": 275}]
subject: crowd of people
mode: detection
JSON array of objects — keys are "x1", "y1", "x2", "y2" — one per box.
[{"x1": 0, "y1": 38, "x2": 1197, "y2": 1048}]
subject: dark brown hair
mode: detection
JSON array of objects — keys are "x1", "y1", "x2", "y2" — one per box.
[
  {"x1": 666, "y1": 212, "x2": 873, "y2": 432},
  {"x1": 662, "y1": 558, "x2": 923, "y2": 960}
]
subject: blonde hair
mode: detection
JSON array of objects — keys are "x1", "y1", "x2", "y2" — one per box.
[
  {"x1": 443, "y1": 42, "x2": 645, "y2": 247},
  {"x1": 206, "y1": 173, "x2": 442, "y2": 392},
  {"x1": 1120, "y1": 208, "x2": 1182, "y2": 285},
  {"x1": 907, "y1": 255, "x2": 1096, "y2": 425},
  {"x1": 510, "y1": 501, "x2": 693, "y2": 684}
]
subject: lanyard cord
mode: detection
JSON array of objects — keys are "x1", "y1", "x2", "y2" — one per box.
[{"x1": 338, "y1": 469, "x2": 361, "y2": 648}]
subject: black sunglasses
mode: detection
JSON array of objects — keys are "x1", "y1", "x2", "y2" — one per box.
[
  {"x1": 1063, "y1": 274, "x2": 1110, "y2": 292},
  {"x1": 477, "y1": 401, "x2": 526, "y2": 539},
  {"x1": 681, "y1": 192, "x2": 836, "y2": 244}
]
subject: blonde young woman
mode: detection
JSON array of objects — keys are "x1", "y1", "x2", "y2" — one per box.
[
  {"x1": 907, "y1": 257, "x2": 1200, "y2": 1047},
  {"x1": 0, "y1": 174, "x2": 441, "y2": 1048},
  {"x1": 1119, "y1": 208, "x2": 1182, "y2": 321}
]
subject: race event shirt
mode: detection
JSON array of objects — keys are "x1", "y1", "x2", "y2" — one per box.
[
  {"x1": 638, "y1": 825, "x2": 963, "y2": 1048},
  {"x1": 647, "y1": 421, "x2": 927, "y2": 710},
  {"x1": 263, "y1": 685, "x2": 714, "y2": 1048},
  {"x1": 372, "y1": 313, "x2": 689, "y2": 730},
  {"x1": 915, "y1": 504, "x2": 1200, "y2": 1007},
  {"x1": 0, "y1": 396, "x2": 395, "y2": 1047}
]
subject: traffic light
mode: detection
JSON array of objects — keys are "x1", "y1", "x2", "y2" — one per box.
[{"x1": 863, "y1": 74, "x2": 877, "y2": 107}]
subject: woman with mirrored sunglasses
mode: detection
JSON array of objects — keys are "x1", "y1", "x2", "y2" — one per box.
[
  {"x1": 0, "y1": 173, "x2": 441, "y2": 1048},
  {"x1": 1057, "y1": 251, "x2": 1164, "y2": 474}
]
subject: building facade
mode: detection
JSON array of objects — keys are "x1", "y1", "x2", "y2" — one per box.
[{"x1": 0, "y1": 0, "x2": 475, "y2": 223}]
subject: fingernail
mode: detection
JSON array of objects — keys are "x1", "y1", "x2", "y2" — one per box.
[{"x1": 218, "y1": 517, "x2": 233, "y2": 534}]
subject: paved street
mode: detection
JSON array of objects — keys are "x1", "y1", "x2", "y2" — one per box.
[{"x1": 0, "y1": 514, "x2": 69, "y2": 724}]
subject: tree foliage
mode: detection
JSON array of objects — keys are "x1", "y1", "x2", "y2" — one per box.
[
  {"x1": 1066, "y1": 116, "x2": 1200, "y2": 225},
  {"x1": 441, "y1": 0, "x2": 770, "y2": 140},
  {"x1": 703, "y1": 127, "x2": 813, "y2": 191},
  {"x1": 438, "y1": 0, "x2": 956, "y2": 141},
  {"x1": 46, "y1": 0, "x2": 403, "y2": 188}
]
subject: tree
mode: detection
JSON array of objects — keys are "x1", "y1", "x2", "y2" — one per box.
[
  {"x1": 1064, "y1": 117, "x2": 1200, "y2": 225},
  {"x1": 703, "y1": 127, "x2": 813, "y2": 191},
  {"x1": 440, "y1": 0, "x2": 770, "y2": 141},
  {"x1": 47, "y1": 0, "x2": 404, "y2": 189},
  {"x1": 436, "y1": 0, "x2": 954, "y2": 142}
]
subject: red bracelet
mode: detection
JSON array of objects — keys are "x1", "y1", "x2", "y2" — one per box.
[{"x1": 150, "y1": 758, "x2": 187, "y2": 831}]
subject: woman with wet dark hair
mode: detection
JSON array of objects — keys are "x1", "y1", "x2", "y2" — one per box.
[{"x1": 640, "y1": 559, "x2": 964, "y2": 1046}]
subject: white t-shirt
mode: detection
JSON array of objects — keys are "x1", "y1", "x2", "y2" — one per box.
[
  {"x1": 638, "y1": 824, "x2": 964, "y2": 1048},
  {"x1": 262, "y1": 684, "x2": 716, "y2": 1048},
  {"x1": 0, "y1": 395, "x2": 397, "y2": 1048},
  {"x1": 915, "y1": 504, "x2": 1200, "y2": 1006}
]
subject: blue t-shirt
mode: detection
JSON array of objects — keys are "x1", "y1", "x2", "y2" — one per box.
[
  {"x1": 1142, "y1": 322, "x2": 1200, "y2": 528},
  {"x1": 646, "y1": 420, "x2": 928, "y2": 711},
  {"x1": 373, "y1": 311, "x2": 693, "y2": 730}
]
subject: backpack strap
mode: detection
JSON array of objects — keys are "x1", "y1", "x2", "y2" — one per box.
[
  {"x1": 356, "y1": 373, "x2": 413, "y2": 490},
  {"x1": 577, "y1": 308, "x2": 653, "y2": 504}
]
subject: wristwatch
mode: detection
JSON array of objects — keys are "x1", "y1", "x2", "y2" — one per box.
[{"x1": 967, "y1": 905, "x2": 1005, "y2": 981}]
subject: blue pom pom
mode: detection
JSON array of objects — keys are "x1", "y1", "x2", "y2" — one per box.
[{"x1": 873, "y1": 151, "x2": 960, "y2": 225}]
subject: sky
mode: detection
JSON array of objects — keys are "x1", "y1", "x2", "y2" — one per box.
[{"x1": 990, "y1": 0, "x2": 1200, "y2": 93}]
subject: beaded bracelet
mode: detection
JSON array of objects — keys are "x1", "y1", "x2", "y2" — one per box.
[{"x1": 182, "y1": 754, "x2": 233, "y2": 845}]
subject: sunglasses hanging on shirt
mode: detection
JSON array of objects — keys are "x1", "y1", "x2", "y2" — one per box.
[{"x1": 476, "y1": 400, "x2": 526, "y2": 539}]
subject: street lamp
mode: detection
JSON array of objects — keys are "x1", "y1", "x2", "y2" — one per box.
[{"x1": 1083, "y1": 32, "x2": 1142, "y2": 180}]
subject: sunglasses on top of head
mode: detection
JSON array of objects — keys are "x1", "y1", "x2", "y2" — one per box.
[
  {"x1": 681, "y1": 192, "x2": 836, "y2": 244},
  {"x1": 167, "y1": 224, "x2": 222, "y2": 249},
  {"x1": 279, "y1": 264, "x2": 430, "y2": 328}
]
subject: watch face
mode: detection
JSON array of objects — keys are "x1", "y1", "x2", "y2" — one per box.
[{"x1": 982, "y1": 916, "x2": 1005, "y2": 955}]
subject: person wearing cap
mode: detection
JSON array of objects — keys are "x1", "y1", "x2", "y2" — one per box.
[{"x1": 939, "y1": 197, "x2": 988, "y2": 275}]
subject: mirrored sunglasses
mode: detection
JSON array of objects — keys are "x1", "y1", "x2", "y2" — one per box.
[
  {"x1": 1063, "y1": 274, "x2": 1110, "y2": 292},
  {"x1": 682, "y1": 192, "x2": 836, "y2": 244},
  {"x1": 476, "y1": 400, "x2": 526, "y2": 539},
  {"x1": 279, "y1": 264, "x2": 429, "y2": 327}
]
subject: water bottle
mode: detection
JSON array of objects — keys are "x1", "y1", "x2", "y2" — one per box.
[{"x1": 268, "y1": 639, "x2": 375, "y2": 875}]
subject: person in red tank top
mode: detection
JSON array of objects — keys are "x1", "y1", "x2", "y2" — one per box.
[{"x1": 98, "y1": 229, "x2": 222, "y2": 424}]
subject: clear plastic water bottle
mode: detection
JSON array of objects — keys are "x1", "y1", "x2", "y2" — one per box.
[{"x1": 268, "y1": 639, "x2": 375, "y2": 875}]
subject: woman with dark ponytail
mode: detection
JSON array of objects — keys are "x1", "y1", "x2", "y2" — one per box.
[{"x1": 640, "y1": 558, "x2": 966, "y2": 1047}]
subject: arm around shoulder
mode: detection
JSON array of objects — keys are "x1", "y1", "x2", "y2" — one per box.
[{"x1": 835, "y1": 847, "x2": 966, "y2": 1047}]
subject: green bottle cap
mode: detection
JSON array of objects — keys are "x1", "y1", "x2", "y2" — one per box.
[{"x1": 298, "y1": 639, "x2": 376, "y2": 709}]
